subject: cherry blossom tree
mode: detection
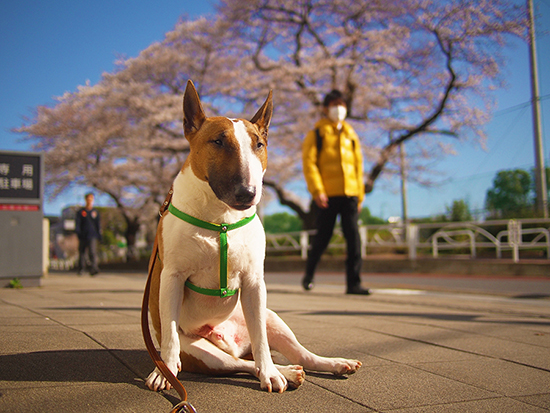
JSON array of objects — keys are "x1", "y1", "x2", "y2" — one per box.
[
  {"x1": 215, "y1": 0, "x2": 525, "y2": 226},
  {"x1": 18, "y1": 74, "x2": 185, "y2": 258},
  {"x1": 17, "y1": 0, "x2": 526, "y2": 240}
]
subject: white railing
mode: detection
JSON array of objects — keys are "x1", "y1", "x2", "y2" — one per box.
[
  {"x1": 49, "y1": 257, "x2": 77, "y2": 270},
  {"x1": 265, "y1": 218, "x2": 550, "y2": 263}
]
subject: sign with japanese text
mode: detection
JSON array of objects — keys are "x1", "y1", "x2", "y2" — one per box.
[{"x1": 0, "y1": 152, "x2": 41, "y2": 200}]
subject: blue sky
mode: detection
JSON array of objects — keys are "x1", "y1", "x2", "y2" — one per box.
[{"x1": 1, "y1": 0, "x2": 549, "y2": 220}]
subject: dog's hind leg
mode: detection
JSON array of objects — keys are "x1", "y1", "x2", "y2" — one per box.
[
  {"x1": 182, "y1": 333, "x2": 306, "y2": 389},
  {"x1": 265, "y1": 309, "x2": 362, "y2": 376},
  {"x1": 179, "y1": 332, "x2": 305, "y2": 390}
]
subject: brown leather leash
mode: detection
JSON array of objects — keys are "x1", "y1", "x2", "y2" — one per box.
[{"x1": 141, "y1": 188, "x2": 197, "y2": 413}]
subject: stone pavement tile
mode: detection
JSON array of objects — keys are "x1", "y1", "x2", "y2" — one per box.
[
  {"x1": 371, "y1": 306, "x2": 550, "y2": 342},
  {"x1": 267, "y1": 289, "x2": 384, "y2": 314},
  {"x1": 276, "y1": 316, "x2": 395, "y2": 369},
  {"x1": 388, "y1": 397, "x2": 550, "y2": 413},
  {"x1": 412, "y1": 317, "x2": 550, "y2": 347},
  {"x1": 170, "y1": 372, "x2": 374, "y2": 412},
  {"x1": 0, "y1": 291, "x2": 69, "y2": 310},
  {"x1": 0, "y1": 301, "x2": 36, "y2": 319},
  {"x1": 77, "y1": 323, "x2": 144, "y2": 350},
  {"x1": 514, "y1": 394, "x2": 550, "y2": 410},
  {"x1": 280, "y1": 311, "x2": 482, "y2": 365},
  {"x1": 43, "y1": 297, "x2": 142, "y2": 315},
  {"x1": 366, "y1": 293, "x2": 550, "y2": 319},
  {"x1": 0, "y1": 348, "x2": 137, "y2": 390},
  {"x1": 0, "y1": 325, "x2": 103, "y2": 354},
  {"x1": 359, "y1": 335, "x2": 480, "y2": 365},
  {"x1": 31, "y1": 308, "x2": 138, "y2": 327},
  {"x1": 411, "y1": 359, "x2": 550, "y2": 397},
  {"x1": 430, "y1": 334, "x2": 550, "y2": 370},
  {"x1": 341, "y1": 312, "x2": 550, "y2": 370},
  {"x1": 111, "y1": 349, "x2": 154, "y2": 382},
  {"x1": 0, "y1": 315, "x2": 53, "y2": 327},
  {"x1": 307, "y1": 363, "x2": 497, "y2": 412},
  {"x1": 480, "y1": 320, "x2": 550, "y2": 344},
  {"x1": 0, "y1": 382, "x2": 170, "y2": 413}
]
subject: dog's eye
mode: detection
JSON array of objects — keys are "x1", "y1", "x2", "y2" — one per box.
[
  {"x1": 256, "y1": 141, "x2": 264, "y2": 149},
  {"x1": 213, "y1": 139, "x2": 223, "y2": 147}
]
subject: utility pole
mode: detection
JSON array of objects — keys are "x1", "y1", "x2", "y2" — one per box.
[
  {"x1": 528, "y1": 0, "x2": 548, "y2": 217},
  {"x1": 399, "y1": 143, "x2": 408, "y2": 224}
]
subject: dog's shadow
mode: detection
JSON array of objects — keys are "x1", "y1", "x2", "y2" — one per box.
[
  {"x1": 0, "y1": 349, "x2": 151, "y2": 386},
  {"x1": 0, "y1": 349, "x2": 322, "y2": 393}
]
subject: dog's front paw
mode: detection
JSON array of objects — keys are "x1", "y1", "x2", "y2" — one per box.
[
  {"x1": 145, "y1": 367, "x2": 168, "y2": 392},
  {"x1": 257, "y1": 365, "x2": 288, "y2": 393},
  {"x1": 145, "y1": 357, "x2": 182, "y2": 392},
  {"x1": 332, "y1": 358, "x2": 362, "y2": 376}
]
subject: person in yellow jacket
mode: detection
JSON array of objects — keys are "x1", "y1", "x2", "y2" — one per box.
[{"x1": 302, "y1": 89, "x2": 370, "y2": 295}]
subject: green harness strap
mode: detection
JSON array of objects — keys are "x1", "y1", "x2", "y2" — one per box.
[{"x1": 168, "y1": 203, "x2": 256, "y2": 298}]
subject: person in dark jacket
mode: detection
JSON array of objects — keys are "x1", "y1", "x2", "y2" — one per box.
[{"x1": 75, "y1": 193, "x2": 101, "y2": 275}]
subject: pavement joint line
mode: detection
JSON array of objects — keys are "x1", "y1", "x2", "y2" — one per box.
[
  {"x1": 306, "y1": 375, "x2": 378, "y2": 412},
  {"x1": 365, "y1": 326, "x2": 550, "y2": 375},
  {"x1": 354, "y1": 350, "x2": 548, "y2": 409},
  {"x1": 396, "y1": 395, "x2": 515, "y2": 412}
]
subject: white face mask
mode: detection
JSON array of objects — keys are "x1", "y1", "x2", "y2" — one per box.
[{"x1": 328, "y1": 105, "x2": 347, "y2": 123}]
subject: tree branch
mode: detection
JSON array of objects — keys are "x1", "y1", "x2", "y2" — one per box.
[
  {"x1": 365, "y1": 29, "x2": 457, "y2": 194},
  {"x1": 263, "y1": 179, "x2": 307, "y2": 221}
]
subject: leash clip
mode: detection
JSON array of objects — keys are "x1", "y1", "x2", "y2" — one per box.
[{"x1": 170, "y1": 401, "x2": 197, "y2": 413}]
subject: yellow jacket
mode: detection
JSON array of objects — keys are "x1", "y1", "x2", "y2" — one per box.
[{"x1": 302, "y1": 118, "x2": 364, "y2": 204}]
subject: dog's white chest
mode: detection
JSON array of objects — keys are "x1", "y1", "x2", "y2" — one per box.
[{"x1": 162, "y1": 212, "x2": 265, "y2": 287}]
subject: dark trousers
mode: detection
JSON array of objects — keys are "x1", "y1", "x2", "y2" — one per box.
[
  {"x1": 305, "y1": 196, "x2": 362, "y2": 289},
  {"x1": 78, "y1": 237, "x2": 99, "y2": 273}
]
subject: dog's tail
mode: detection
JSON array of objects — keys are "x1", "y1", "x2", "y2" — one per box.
[{"x1": 141, "y1": 187, "x2": 197, "y2": 413}]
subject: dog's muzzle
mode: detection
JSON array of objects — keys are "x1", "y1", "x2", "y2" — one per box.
[{"x1": 234, "y1": 185, "x2": 256, "y2": 205}]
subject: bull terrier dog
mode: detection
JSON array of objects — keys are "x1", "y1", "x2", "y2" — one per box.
[{"x1": 145, "y1": 80, "x2": 361, "y2": 394}]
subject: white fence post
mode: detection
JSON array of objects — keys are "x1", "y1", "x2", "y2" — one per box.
[
  {"x1": 407, "y1": 223, "x2": 418, "y2": 260},
  {"x1": 360, "y1": 225, "x2": 367, "y2": 259},
  {"x1": 508, "y1": 219, "x2": 520, "y2": 263},
  {"x1": 300, "y1": 231, "x2": 309, "y2": 260}
]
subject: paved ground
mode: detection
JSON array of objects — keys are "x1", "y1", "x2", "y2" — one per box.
[{"x1": 1, "y1": 271, "x2": 549, "y2": 412}]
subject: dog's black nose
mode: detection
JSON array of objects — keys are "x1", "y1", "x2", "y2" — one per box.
[{"x1": 235, "y1": 185, "x2": 256, "y2": 205}]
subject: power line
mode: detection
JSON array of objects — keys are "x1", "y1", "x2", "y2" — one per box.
[{"x1": 493, "y1": 94, "x2": 550, "y2": 117}]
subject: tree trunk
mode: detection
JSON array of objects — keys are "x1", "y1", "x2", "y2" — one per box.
[
  {"x1": 263, "y1": 180, "x2": 317, "y2": 230},
  {"x1": 124, "y1": 217, "x2": 141, "y2": 262}
]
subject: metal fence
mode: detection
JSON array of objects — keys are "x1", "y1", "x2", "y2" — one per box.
[{"x1": 266, "y1": 218, "x2": 550, "y2": 263}]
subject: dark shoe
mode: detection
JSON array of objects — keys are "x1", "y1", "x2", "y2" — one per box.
[
  {"x1": 346, "y1": 286, "x2": 371, "y2": 295},
  {"x1": 302, "y1": 276, "x2": 314, "y2": 291},
  {"x1": 90, "y1": 269, "x2": 99, "y2": 276}
]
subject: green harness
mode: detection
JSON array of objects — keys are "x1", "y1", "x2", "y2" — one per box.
[{"x1": 168, "y1": 203, "x2": 256, "y2": 298}]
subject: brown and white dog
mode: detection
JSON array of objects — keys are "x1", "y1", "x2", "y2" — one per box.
[{"x1": 145, "y1": 80, "x2": 361, "y2": 394}]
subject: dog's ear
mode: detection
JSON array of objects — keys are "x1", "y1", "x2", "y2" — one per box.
[
  {"x1": 250, "y1": 90, "x2": 273, "y2": 140},
  {"x1": 183, "y1": 80, "x2": 206, "y2": 137}
]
